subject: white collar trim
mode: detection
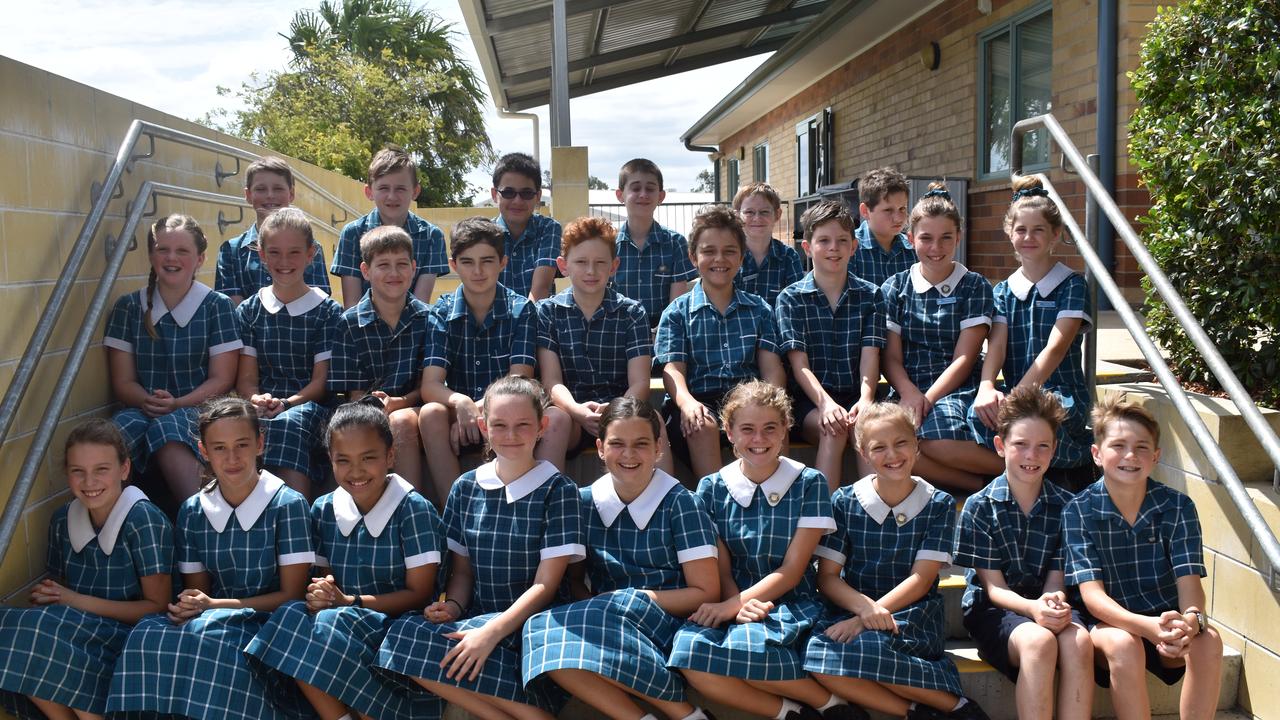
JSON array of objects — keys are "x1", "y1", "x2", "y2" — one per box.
[
  {"x1": 592, "y1": 469, "x2": 680, "y2": 529},
  {"x1": 334, "y1": 474, "x2": 413, "y2": 537},
  {"x1": 853, "y1": 475, "x2": 935, "y2": 525},
  {"x1": 145, "y1": 281, "x2": 212, "y2": 327},
  {"x1": 68, "y1": 485, "x2": 148, "y2": 554},
  {"x1": 199, "y1": 471, "x2": 284, "y2": 533},
  {"x1": 723, "y1": 456, "x2": 806, "y2": 508},
  {"x1": 909, "y1": 262, "x2": 968, "y2": 297},
  {"x1": 1007, "y1": 262, "x2": 1074, "y2": 301},
  {"x1": 259, "y1": 286, "x2": 329, "y2": 316},
  {"x1": 475, "y1": 460, "x2": 559, "y2": 503}
]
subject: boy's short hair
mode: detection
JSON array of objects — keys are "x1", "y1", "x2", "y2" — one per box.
[
  {"x1": 450, "y1": 216, "x2": 507, "y2": 259},
  {"x1": 618, "y1": 158, "x2": 664, "y2": 191},
  {"x1": 1092, "y1": 393, "x2": 1161, "y2": 446},
  {"x1": 732, "y1": 182, "x2": 782, "y2": 214},
  {"x1": 859, "y1": 166, "x2": 909, "y2": 209},
  {"x1": 359, "y1": 225, "x2": 413, "y2": 264},
  {"x1": 800, "y1": 200, "x2": 855, "y2": 241},
  {"x1": 246, "y1": 156, "x2": 295, "y2": 190},
  {"x1": 561, "y1": 216, "x2": 618, "y2": 258},
  {"x1": 369, "y1": 146, "x2": 417, "y2": 185},
  {"x1": 996, "y1": 384, "x2": 1067, "y2": 439},
  {"x1": 492, "y1": 152, "x2": 541, "y2": 189},
  {"x1": 688, "y1": 204, "x2": 746, "y2": 255}
]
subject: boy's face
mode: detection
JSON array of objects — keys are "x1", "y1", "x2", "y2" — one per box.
[
  {"x1": 615, "y1": 172, "x2": 665, "y2": 219},
  {"x1": 450, "y1": 241, "x2": 507, "y2": 295},
  {"x1": 245, "y1": 171, "x2": 295, "y2": 223},
  {"x1": 1092, "y1": 419, "x2": 1161, "y2": 487},
  {"x1": 738, "y1": 194, "x2": 777, "y2": 242},
  {"x1": 493, "y1": 172, "x2": 539, "y2": 227},
  {"x1": 802, "y1": 220, "x2": 854, "y2": 276},
  {"x1": 360, "y1": 249, "x2": 415, "y2": 300},
  {"x1": 691, "y1": 228, "x2": 743, "y2": 292},
  {"x1": 860, "y1": 190, "x2": 909, "y2": 240},
  {"x1": 994, "y1": 417, "x2": 1056, "y2": 485},
  {"x1": 365, "y1": 168, "x2": 419, "y2": 223},
  {"x1": 556, "y1": 238, "x2": 619, "y2": 295}
]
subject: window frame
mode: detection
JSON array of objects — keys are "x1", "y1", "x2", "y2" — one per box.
[
  {"x1": 795, "y1": 108, "x2": 834, "y2": 197},
  {"x1": 727, "y1": 158, "x2": 740, "y2": 197},
  {"x1": 976, "y1": 2, "x2": 1053, "y2": 181},
  {"x1": 753, "y1": 142, "x2": 769, "y2": 183}
]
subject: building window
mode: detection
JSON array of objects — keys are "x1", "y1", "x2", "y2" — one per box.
[
  {"x1": 753, "y1": 143, "x2": 769, "y2": 182},
  {"x1": 978, "y1": 4, "x2": 1052, "y2": 178},
  {"x1": 727, "y1": 158, "x2": 740, "y2": 197},
  {"x1": 796, "y1": 108, "x2": 833, "y2": 196}
]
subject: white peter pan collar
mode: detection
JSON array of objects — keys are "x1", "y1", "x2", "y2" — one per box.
[
  {"x1": 144, "y1": 281, "x2": 212, "y2": 327},
  {"x1": 475, "y1": 460, "x2": 559, "y2": 503},
  {"x1": 199, "y1": 471, "x2": 284, "y2": 533},
  {"x1": 334, "y1": 474, "x2": 414, "y2": 538},
  {"x1": 258, "y1": 286, "x2": 329, "y2": 316},
  {"x1": 909, "y1": 262, "x2": 969, "y2": 297},
  {"x1": 853, "y1": 474, "x2": 935, "y2": 526},
  {"x1": 1006, "y1": 262, "x2": 1074, "y2": 301},
  {"x1": 592, "y1": 469, "x2": 680, "y2": 530},
  {"x1": 723, "y1": 456, "x2": 805, "y2": 508},
  {"x1": 68, "y1": 485, "x2": 148, "y2": 554}
]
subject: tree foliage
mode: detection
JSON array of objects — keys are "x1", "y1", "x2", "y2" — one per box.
[
  {"x1": 692, "y1": 168, "x2": 715, "y2": 193},
  {"x1": 1129, "y1": 0, "x2": 1280, "y2": 405}
]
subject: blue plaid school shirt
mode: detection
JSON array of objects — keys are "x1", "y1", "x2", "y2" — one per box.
[
  {"x1": 994, "y1": 263, "x2": 1092, "y2": 401},
  {"x1": 536, "y1": 289, "x2": 651, "y2": 403},
  {"x1": 424, "y1": 284, "x2": 538, "y2": 401},
  {"x1": 497, "y1": 213, "x2": 561, "y2": 298},
  {"x1": 735, "y1": 239, "x2": 805, "y2": 307},
  {"x1": 328, "y1": 291, "x2": 434, "y2": 398},
  {"x1": 611, "y1": 221, "x2": 698, "y2": 324},
  {"x1": 954, "y1": 474, "x2": 1075, "y2": 610},
  {"x1": 49, "y1": 489, "x2": 173, "y2": 600},
  {"x1": 881, "y1": 263, "x2": 994, "y2": 390},
  {"x1": 775, "y1": 272, "x2": 886, "y2": 396},
  {"x1": 1063, "y1": 478, "x2": 1206, "y2": 615},
  {"x1": 214, "y1": 223, "x2": 331, "y2": 298},
  {"x1": 852, "y1": 220, "x2": 915, "y2": 288},
  {"x1": 236, "y1": 287, "x2": 343, "y2": 399},
  {"x1": 655, "y1": 284, "x2": 780, "y2": 398},
  {"x1": 330, "y1": 210, "x2": 449, "y2": 296}
]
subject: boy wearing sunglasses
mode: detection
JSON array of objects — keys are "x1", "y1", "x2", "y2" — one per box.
[
  {"x1": 610, "y1": 158, "x2": 697, "y2": 327},
  {"x1": 492, "y1": 152, "x2": 562, "y2": 302}
]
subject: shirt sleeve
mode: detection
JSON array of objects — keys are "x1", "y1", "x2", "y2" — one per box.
[
  {"x1": 653, "y1": 301, "x2": 689, "y2": 364},
  {"x1": 670, "y1": 233, "x2": 697, "y2": 282},
  {"x1": 276, "y1": 492, "x2": 316, "y2": 567},
  {"x1": 796, "y1": 468, "x2": 836, "y2": 533},
  {"x1": 814, "y1": 488, "x2": 850, "y2": 565},
  {"x1": 953, "y1": 494, "x2": 1000, "y2": 570},
  {"x1": 1062, "y1": 498, "x2": 1103, "y2": 586},
  {"x1": 304, "y1": 245, "x2": 332, "y2": 293},
  {"x1": 207, "y1": 294, "x2": 245, "y2": 357},
  {"x1": 774, "y1": 290, "x2": 805, "y2": 354},
  {"x1": 235, "y1": 302, "x2": 256, "y2": 357},
  {"x1": 509, "y1": 300, "x2": 538, "y2": 368},
  {"x1": 541, "y1": 475, "x2": 586, "y2": 561},
  {"x1": 443, "y1": 480, "x2": 469, "y2": 557},
  {"x1": 124, "y1": 502, "x2": 175, "y2": 578},
  {"x1": 863, "y1": 286, "x2": 888, "y2": 349},
  {"x1": 214, "y1": 240, "x2": 241, "y2": 297},
  {"x1": 103, "y1": 294, "x2": 138, "y2": 353},
  {"x1": 330, "y1": 223, "x2": 363, "y2": 278},
  {"x1": 783, "y1": 248, "x2": 805, "y2": 289},
  {"x1": 1057, "y1": 274, "x2": 1093, "y2": 328},
  {"x1": 625, "y1": 303, "x2": 652, "y2": 359},
  {"x1": 960, "y1": 275, "x2": 996, "y2": 330},
  {"x1": 1168, "y1": 493, "x2": 1207, "y2": 578},
  {"x1": 992, "y1": 284, "x2": 1010, "y2": 325},
  {"x1": 312, "y1": 300, "x2": 341, "y2": 365},
  {"x1": 881, "y1": 277, "x2": 904, "y2": 335},
  {"x1": 420, "y1": 223, "x2": 450, "y2": 276},
  {"x1": 422, "y1": 307, "x2": 450, "y2": 370},
  {"x1": 401, "y1": 493, "x2": 445, "y2": 569},
  {"x1": 918, "y1": 491, "x2": 956, "y2": 565},
  {"x1": 534, "y1": 300, "x2": 558, "y2": 353},
  {"x1": 754, "y1": 303, "x2": 780, "y2": 354},
  {"x1": 175, "y1": 501, "x2": 204, "y2": 575},
  {"x1": 670, "y1": 490, "x2": 719, "y2": 564},
  {"x1": 535, "y1": 218, "x2": 562, "y2": 269}
]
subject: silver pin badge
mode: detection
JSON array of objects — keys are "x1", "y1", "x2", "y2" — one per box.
[
  {"x1": 768, "y1": 492, "x2": 781, "y2": 505},
  {"x1": 940, "y1": 284, "x2": 951, "y2": 294},
  {"x1": 896, "y1": 512, "x2": 909, "y2": 526}
]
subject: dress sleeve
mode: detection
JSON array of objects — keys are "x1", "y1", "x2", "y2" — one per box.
[
  {"x1": 670, "y1": 490, "x2": 718, "y2": 564},
  {"x1": 208, "y1": 294, "x2": 245, "y2": 357},
  {"x1": 796, "y1": 468, "x2": 836, "y2": 533},
  {"x1": 814, "y1": 488, "x2": 850, "y2": 565},
  {"x1": 401, "y1": 493, "x2": 445, "y2": 570},
  {"x1": 124, "y1": 502, "x2": 175, "y2": 578},
  {"x1": 540, "y1": 475, "x2": 586, "y2": 562},
  {"x1": 276, "y1": 492, "x2": 317, "y2": 567},
  {"x1": 917, "y1": 491, "x2": 956, "y2": 565}
]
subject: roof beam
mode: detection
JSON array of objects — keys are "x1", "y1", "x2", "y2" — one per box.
[
  {"x1": 662, "y1": 0, "x2": 716, "y2": 68},
  {"x1": 487, "y1": 0, "x2": 643, "y2": 33}
]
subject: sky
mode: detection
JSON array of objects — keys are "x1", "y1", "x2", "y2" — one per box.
[{"x1": 1, "y1": 0, "x2": 768, "y2": 199}]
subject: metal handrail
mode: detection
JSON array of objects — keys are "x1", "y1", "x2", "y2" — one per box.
[{"x1": 1012, "y1": 113, "x2": 1280, "y2": 589}]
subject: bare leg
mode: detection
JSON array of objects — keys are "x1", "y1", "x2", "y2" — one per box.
[
  {"x1": 536, "y1": 406, "x2": 572, "y2": 471},
  {"x1": 1090, "y1": 625, "x2": 1150, "y2": 720},
  {"x1": 921, "y1": 439, "x2": 1002, "y2": 476},
  {"x1": 273, "y1": 466, "x2": 311, "y2": 500},
  {"x1": 28, "y1": 697, "x2": 77, "y2": 720},
  {"x1": 548, "y1": 668, "x2": 696, "y2": 719},
  {"x1": 413, "y1": 679, "x2": 514, "y2": 720},
  {"x1": 803, "y1": 410, "x2": 847, "y2": 492},
  {"x1": 1055, "y1": 623, "x2": 1095, "y2": 720},
  {"x1": 657, "y1": 423, "x2": 677, "y2": 476},
  {"x1": 1179, "y1": 627, "x2": 1222, "y2": 720},
  {"x1": 748, "y1": 677, "x2": 833, "y2": 707},
  {"x1": 813, "y1": 674, "x2": 909, "y2": 716},
  {"x1": 686, "y1": 425, "x2": 723, "y2": 482},
  {"x1": 297, "y1": 679, "x2": 353, "y2": 720},
  {"x1": 1007, "y1": 622, "x2": 1058, "y2": 720},
  {"x1": 681, "y1": 669, "x2": 783, "y2": 717},
  {"x1": 911, "y1": 451, "x2": 985, "y2": 494},
  {"x1": 389, "y1": 407, "x2": 424, "y2": 494},
  {"x1": 419, "y1": 402, "x2": 461, "y2": 508},
  {"x1": 155, "y1": 442, "x2": 202, "y2": 500},
  {"x1": 881, "y1": 683, "x2": 960, "y2": 712}
]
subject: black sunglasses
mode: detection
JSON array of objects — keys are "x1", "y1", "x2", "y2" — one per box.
[{"x1": 496, "y1": 187, "x2": 539, "y2": 200}]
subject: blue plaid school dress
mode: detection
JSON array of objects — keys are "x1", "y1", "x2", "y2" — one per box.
[
  {"x1": 775, "y1": 271, "x2": 886, "y2": 398},
  {"x1": 328, "y1": 291, "x2": 433, "y2": 398},
  {"x1": 668, "y1": 458, "x2": 835, "y2": 681},
  {"x1": 237, "y1": 287, "x2": 343, "y2": 476},
  {"x1": 425, "y1": 285, "x2": 538, "y2": 401},
  {"x1": 736, "y1": 239, "x2": 805, "y2": 307},
  {"x1": 522, "y1": 470, "x2": 717, "y2": 701},
  {"x1": 0, "y1": 488, "x2": 170, "y2": 719},
  {"x1": 968, "y1": 263, "x2": 1093, "y2": 467},
  {"x1": 214, "y1": 224, "x2": 331, "y2": 298},
  {"x1": 536, "y1": 288, "x2": 651, "y2": 402},
  {"x1": 852, "y1": 221, "x2": 915, "y2": 288},
  {"x1": 246, "y1": 475, "x2": 443, "y2": 719},
  {"x1": 330, "y1": 210, "x2": 450, "y2": 297},
  {"x1": 804, "y1": 476, "x2": 962, "y2": 694},
  {"x1": 377, "y1": 461, "x2": 585, "y2": 708},
  {"x1": 654, "y1": 284, "x2": 781, "y2": 399},
  {"x1": 106, "y1": 473, "x2": 314, "y2": 720},
  {"x1": 612, "y1": 221, "x2": 698, "y2": 324},
  {"x1": 881, "y1": 264, "x2": 994, "y2": 441},
  {"x1": 497, "y1": 213, "x2": 562, "y2": 299},
  {"x1": 103, "y1": 282, "x2": 243, "y2": 467}
]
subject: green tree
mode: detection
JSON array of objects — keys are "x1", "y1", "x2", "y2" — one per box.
[
  {"x1": 692, "y1": 168, "x2": 715, "y2": 193},
  {"x1": 588, "y1": 175, "x2": 609, "y2": 190}
]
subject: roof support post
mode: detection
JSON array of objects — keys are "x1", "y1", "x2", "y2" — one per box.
[{"x1": 550, "y1": 0, "x2": 573, "y2": 147}]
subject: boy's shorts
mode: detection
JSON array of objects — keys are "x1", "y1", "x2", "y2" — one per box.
[
  {"x1": 1083, "y1": 614, "x2": 1188, "y2": 687},
  {"x1": 963, "y1": 600, "x2": 1086, "y2": 683}
]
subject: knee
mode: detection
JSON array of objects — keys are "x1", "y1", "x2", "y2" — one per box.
[
  {"x1": 389, "y1": 410, "x2": 420, "y2": 440},
  {"x1": 419, "y1": 402, "x2": 448, "y2": 432},
  {"x1": 1094, "y1": 629, "x2": 1144, "y2": 671},
  {"x1": 818, "y1": 430, "x2": 848, "y2": 452},
  {"x1": 1058, "y1": 624, "x2": 1095, "y2": 663},
  {"x1": 1018, "y1": 625, "x2": 1059, "y2": 664},
  {"x1": 918, "y1": 439, "x2": 941, "y2": 458},
  {"x1": 1191, "y1": 626, "x2": 1223, "y2": 662},
  {"x1": 543, "y1": 406, "x2": 571, "y2": 437}
]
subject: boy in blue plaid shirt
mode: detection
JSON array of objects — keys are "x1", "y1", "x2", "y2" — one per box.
[
  {"x1": 419, "y1": 217, "x2": 570, "y2": 505},
  {"x1": 734, "y1": 182, "x2": 804, "y2": 306},
  {"x1": 776, "y1": 201, "x2": 885, "y2": 491},
  {"x1": 853, "y1": 167, "x2": 914, "y2": 287},
  {"x1": 656, "y1": 205, "x2": 785, "y2": 481},
  {"x1": 331, "y1": 146, "x2": 449, "y2": 308},
  {"x1": 492, "y1": 152, "x2": 561, "y2": 301},
  {"x1": 611, "y1": 158, "x2": 698, "y2": 325},
  {"x1": 1063, "y1": 395, "x2": 1222, "y2": 720}
]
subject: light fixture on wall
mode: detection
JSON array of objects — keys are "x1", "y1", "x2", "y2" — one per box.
[
  {"x1": 977, "y1": 0, "x2": 992, "y2": 14},
  {"x1": 919, "y1": 41, "x2": 941, "y2": 71},
  {"x1": 737, "y1": 146, "x2": 746, "y2": 160}
]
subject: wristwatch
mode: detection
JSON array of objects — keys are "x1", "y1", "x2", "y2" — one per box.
[
  {"x1": 1187, "y1": 609, "x2": 1207, "y2": 634},
  {"x1": 279, "y1": 398, "x2": 293, "y2": 411},
  {"x1": 349, "y1": 594, "x2": 363, "y2": 608}
]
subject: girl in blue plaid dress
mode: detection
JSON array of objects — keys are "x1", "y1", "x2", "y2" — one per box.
[
  {"x1": 969, "y1": 177, "x2": 1094, "y2": 478},
  {"x1": 246, "y1": 396, "x2": 443, "y2": 720},
  {"x1": 106, "y1": 397, "x2": 314, "y2": 720},
  {"x1": 377, "y1": 376, "x2": 584, "y2": 720},
  {"x1": 669, "y1": 381, "x2": 861, "y2": 720},
  {"x1": 235, "y1": 208, "x2": 343, "y2": 498},
  {"x1": 805, "y1": 403, "x2": 987, "y2": 720},
  {"x1": 880, "y1": 184, "x2": 997, "y2": 493},
  {"x1": 104, "y1": 215, "x2": 242, "y2": 503},
  {"x1": 0, "y1": 420, "x2": 171, "y2": 720},
  {"x1": 522, "y1": 397, "x2": 721, "y2": 720}
]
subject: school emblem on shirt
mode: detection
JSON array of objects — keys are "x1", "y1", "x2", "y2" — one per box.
[
  {"x1": 895, "y1": 512, "x2": 909, "y2": 526},
  {"x1": 940, "y1": 284, "x2": 952, "y2": 294},
  {"x1": 658, "y1": 265, "x2": 668, "y2": 273},
  {"x1": 767, "y1": 492, "x2": 781, "y2": 505}
]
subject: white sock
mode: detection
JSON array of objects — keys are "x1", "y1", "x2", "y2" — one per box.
[
  {"x1": 776, "y1": 698, "x2": 802, "y2": 719},
  {"x1": 681, "y1": 710, "x2": 708, "y2": 720},
  {"x1": 951, "y1": 697, "x2": 969, "y2": 712},
  {"x1": 640, "y1": 714, "x2": 660, "y2": 720},
  {"x1": 818, "y1": 694, "x2": 847, "y2": 711},
  {"x1": 336, "y1": 715, "x2": 354, "y2": 720}
]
